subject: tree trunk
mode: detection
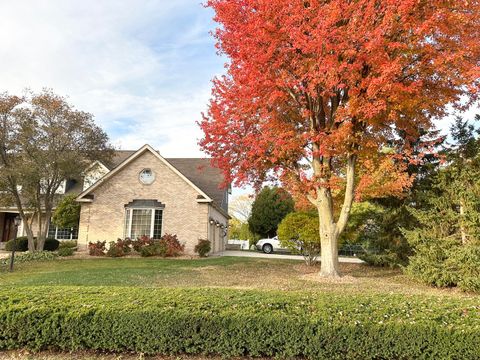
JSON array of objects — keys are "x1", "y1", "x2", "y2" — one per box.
[
  {"x1": 319, "y1": 220, "x2": 340, "y2": 277},
  {"x1": 313, "y1": 155, "x2": 356, "y2": 278},
  {"x1": 36, "y1": 210, "x2": 51, "y2": 251},
  {"x1": 24, "y1": 219, "x2": 36, "y2": 252},
  {"x1": 11, "y1": 190, "x2": 35, "y2": 251},
  {"x1": 317, "y1": 188, "x2": 341, "y2": 277}
]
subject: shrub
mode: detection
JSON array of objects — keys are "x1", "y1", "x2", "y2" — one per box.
[
  {"x1": 5, "y1": 237, "x2": 59, "y2": 251},
  {"x1": 0, "y1": 287, "x2": 478, "y2": 359},
  {"x1": 405, "y1": 232, "x2": 480, "y2": 292},
  {"x1": 106, "y1": 242, "x2": 126, "y2": 258},
  {"x1": 140, "y1": 243, "x2": 163, "y2": 257},
  {"x1": 42, "y1": 238, "x2": 60, "y2": 251},
  {"x1": 359, "y1": 252, "x2": 402, "y2": 268},
  {"x1": 449, "y1": 245, "x2": 480, "y2": 292},
  {"x1": 404, "y1": 238, "x2": 458, "y2": 288},
  {"x1": 195, "y1": 239, "x2": 211, "y2": 257},
  {"x1": 1, "y1": 251, "x2": 58, "y2": 265},
  {"x1": 349, "y1": 204, "x2": 412, "y2": 267},
  {"x1": 159, "y1": 234, "x2": 184, "y2": 257},
  {"x1": 105, "y1": 239, "x2": 133, "y2": 258},
  {"x1": 139, "y1": 235, "x2": 184, "y2": 258},
  {"x1": 110, "y1": 238, "x2": 132, "y2": 256},
  {"x1": 277, "y1": 212, "x2": 320, "y2": 266},
  {"x1": 88, "y1": 241, "x2": 106, "y2": 256},
  {"x1": 57, "y1": 247, "x2": 75, "y2": 257},
  {"x1": 59, "y1": 240, "x2": 77, "y2": 249},
  {"x1": 4, "y1": 237, "x2": 29, "y2": 251},
  {"x1": 131, "y1": 236, "x2": 154, "y2": 252},
  {"x1": 404, "y1": 227, "x2": 480, "y2": 292}
]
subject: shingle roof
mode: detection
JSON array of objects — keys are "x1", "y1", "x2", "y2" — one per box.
[
  {"x1": 109, "y1": 150, "x2": 135, "y2": 169},
  {"x1": 166, "y1": 158, "x2": 228, "y2": 211},
  {"x1": 107, "y1": 151, "x2": 228, "y2": 211}
]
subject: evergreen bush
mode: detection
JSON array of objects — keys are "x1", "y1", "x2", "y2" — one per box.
[
  {"x1": 0, "y1": 287, "x2": 478, "y2": 359},
  {"x1": 5, "y1": 237, "x2": 59, "y2": 251},
  {"x1": 58, "y1": 240, "x2": 77, "y2": 249},
  {"x1": 57, "y1": 247, "x2": 75, "y2": 257},
  {"x1": 194, "y1": 239, "x2": 211, "y2": 257}
]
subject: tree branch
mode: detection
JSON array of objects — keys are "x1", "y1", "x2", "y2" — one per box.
[{"x1": 335, "y1": 154, "x2": 357, "y2": 236}]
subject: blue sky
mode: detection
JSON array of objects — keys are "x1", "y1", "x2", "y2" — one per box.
[{"x1": 0, "y1": 0, "x2": 225, "y2": 157}]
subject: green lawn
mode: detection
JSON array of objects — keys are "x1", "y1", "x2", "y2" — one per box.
[{"x1": 0, "y1": 256, "x2": 474, "y2": 298}]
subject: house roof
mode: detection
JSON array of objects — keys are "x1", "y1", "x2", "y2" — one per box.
[
  {"x1": 109, "y1": 151, "x2": 136, "y2": 169},
  {"x1": 166, "y1": 158, "x2": 228, "y2": 211},
  {"x1": 79, "y1": 146, "x2": 229, "y2": 212}
]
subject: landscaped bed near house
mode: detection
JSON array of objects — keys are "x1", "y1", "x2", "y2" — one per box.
[{"x1": 0, "y1": 257, "x2": 479, "y2": 359}]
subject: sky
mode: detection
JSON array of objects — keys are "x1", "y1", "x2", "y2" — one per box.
[
  {"x1": 0, "y1": 1, "x2": 477, "y2": 199},
  {"x1": 0, "y1": 0, "x2": 225, "y2": 157}
]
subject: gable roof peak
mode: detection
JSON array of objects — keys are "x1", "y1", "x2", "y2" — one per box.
[{"x1": 76, "y1": 144, "x2": 213, "y2": 203}]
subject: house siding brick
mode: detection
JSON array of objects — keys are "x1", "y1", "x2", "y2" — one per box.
[{"x1": 77, "y1": 150, "x2": 222, "y2": 255}]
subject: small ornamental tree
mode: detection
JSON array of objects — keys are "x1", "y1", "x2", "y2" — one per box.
[
  {"x1": 200, "y1": 0, "x2": 480, "y2": 277},
  {"x1": 52, "y1": 194, "x2": 81, "y2": 229},
  {"x1": 248, "y1": 186, "x2": 294, "y2": 238},
  {"x1": 278, "y1": 212, "x2": 320, "y2": 266}
]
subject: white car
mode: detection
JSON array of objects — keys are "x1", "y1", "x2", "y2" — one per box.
[{"x1": 255, "y1": 236, "x2": 289, "y2": 254}]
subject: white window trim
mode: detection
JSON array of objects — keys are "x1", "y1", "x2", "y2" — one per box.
[
  {"x1": 125, "y1": 207, "x2": 164, "y2": 239},
  {"x1": 47, "y1": 224, "x2": 78, "y2": 240}
]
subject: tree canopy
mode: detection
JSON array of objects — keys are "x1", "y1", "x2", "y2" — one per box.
[
  {"x1": 200, "y1": 0, "x2": 480, "y2": 277},
  {"x1": 404, "y1": 116, "x2": 480, "y2": 291},
  {"x1": 0, "y1": 90, "x2": 113, "y2": 251},
  {"x1": 277, "y1": 211, "x2": 320, "y2": 266},
  {"x1": 248, "y1": 186, "x2": 294, "y2": 238},
  {"x1": 52, "y1": 194, "x2": 81, "y2": 229}
]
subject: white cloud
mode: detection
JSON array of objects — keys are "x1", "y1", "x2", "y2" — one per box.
[{"x1": 0, "y1": 0, "x2": 224, "y2": 157}]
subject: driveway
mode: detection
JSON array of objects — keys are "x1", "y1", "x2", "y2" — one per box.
[{"x1": 220, "y1": 250, "x2": 364, "y2": 263}]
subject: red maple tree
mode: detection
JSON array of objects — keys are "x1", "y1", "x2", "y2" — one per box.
[{"x1": 199, "y1": 0, "x2": 480, "y2": 277}]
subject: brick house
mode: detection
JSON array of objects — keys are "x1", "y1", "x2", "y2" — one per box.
[{"x1": 0, "y1": 144, "x2": 230, "y2": 254}]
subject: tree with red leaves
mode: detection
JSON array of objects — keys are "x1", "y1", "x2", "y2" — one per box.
[{"x1": 199, "y1": 0, "x2": 480, "y2": 277}]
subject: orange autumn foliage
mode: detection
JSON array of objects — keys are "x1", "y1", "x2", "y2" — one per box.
[{"x1": 200, "y1": 0, "x2": 480, "y2": 203}]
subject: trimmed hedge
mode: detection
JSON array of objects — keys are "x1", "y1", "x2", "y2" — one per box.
[
  {"x1": 0, "y1": 287, "x2": 479, "y2": 359},
  {"x1": 0, "y1": 251, "x2": 58, "y2": 266},
  {"x1": 5, "y1": 237, "x2": 59, "y2": 251}
]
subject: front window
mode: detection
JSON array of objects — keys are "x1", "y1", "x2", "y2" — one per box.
[
  {"x1": 48, "y1": 226, "x2": 78, "y2": 240},
  {"x1": 124, "y1": 208, "x2": 163, "y2": 239}
]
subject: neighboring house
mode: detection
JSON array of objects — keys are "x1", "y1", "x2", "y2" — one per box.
[{"x1": 0, "y1": 144, "x2": 230, "y2": 254}]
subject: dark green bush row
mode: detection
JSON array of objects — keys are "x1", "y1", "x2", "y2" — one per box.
[
  {"x1": 406, "y1": 244, "x2": 480, "y2": 293},
  {"x1": 0, "y1": 287, "x2": 478, "y2": 359},
  {"x1": 4, "y1": 237, "x2": 59, "y2": 251},
  {"x1": 359, "y1": 252, "x2": 403, "y2": 268}
]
